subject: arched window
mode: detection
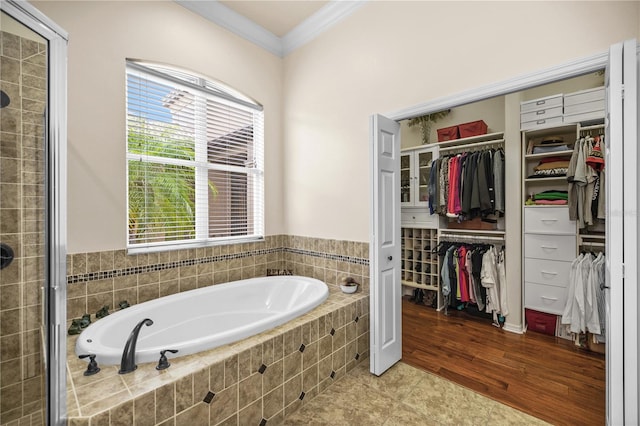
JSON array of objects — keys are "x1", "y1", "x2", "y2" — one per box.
[{"x1": 126, "y1": 60, "x2": 264, "y2": 251}]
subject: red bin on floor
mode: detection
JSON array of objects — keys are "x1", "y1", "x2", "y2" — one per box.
[{"x1": 525, "y1": 308, "x2": 557, "y2": 336}]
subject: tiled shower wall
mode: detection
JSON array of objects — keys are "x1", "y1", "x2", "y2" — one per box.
[
  {"x1": 66, "y1": 235, "x2": 370, "y2": 321},
  {"x1": 0, "y1": 31, "x2": 47, "y2": 425}
]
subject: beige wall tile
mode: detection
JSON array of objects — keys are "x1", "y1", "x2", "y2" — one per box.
[
  {"x1": 237, "y1": 398, "x2": 261, "y2": 426},
  {"x1": 155, "y1": 382, "x2": 175, "y2": 423},
  {"x1": 209, "y1": 384, "x2": 237, "y2": 425}
]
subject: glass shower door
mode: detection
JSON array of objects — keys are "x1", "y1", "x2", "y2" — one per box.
[
  {"x1": 0, "y1": 12, "x2": 48, "y2": 425},
  {"x1": 1, "y1": 4, "x2": 67, "y2": 425}
]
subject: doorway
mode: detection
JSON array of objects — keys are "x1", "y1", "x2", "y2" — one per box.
[
  {"x1": 0, "y1": 2, "x2": 67, "y2": 425},
  {"x1": 370, "y1": 40, "x2": 639, "y2": 425}
]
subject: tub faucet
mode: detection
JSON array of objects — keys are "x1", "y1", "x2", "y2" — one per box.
[{"x1": 118, "y1": 318, "x2": 153, "y2": 374}]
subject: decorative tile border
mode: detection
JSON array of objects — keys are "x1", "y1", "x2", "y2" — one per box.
[{"x1": 67, "y1": 247, "x2": 369, "y2": 284}]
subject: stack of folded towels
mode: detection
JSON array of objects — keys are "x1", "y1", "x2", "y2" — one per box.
[{"x1": 528, "y1": 156, "x2": 570, "y2": 178}]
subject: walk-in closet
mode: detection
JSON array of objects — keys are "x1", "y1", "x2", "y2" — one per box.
[{"x1": 398, "y1": 72, "x2": 607, "y2": 424}]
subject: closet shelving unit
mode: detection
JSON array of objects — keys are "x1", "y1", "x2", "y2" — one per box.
[
  {"x1": 521, "y1": 115, "x2": 606, "y2": 337},
  {"x1": 400, "y1": 143, "x2": 441, "y2": 307},
  {"x1": 401, "y1": 228, "x2": 439, "y2": 290},
  {"x1": 522, "y1": 124, "x2": 576, "y2": 205},
  {"x1": 401, "y1": 131, "x2": 507, "y2": 312}
]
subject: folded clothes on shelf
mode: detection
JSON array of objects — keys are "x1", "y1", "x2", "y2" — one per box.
[{"x1": 533, "y1": 190, "x2": 568, "y2": 201}]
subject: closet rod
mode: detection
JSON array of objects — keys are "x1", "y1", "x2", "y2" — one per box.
[
  {"x1": 580, "y1": 234, "x2": 605, "y2": 240},
  {"x1": 438, "y1": 138, "x2": 504, "y2": 153},
  {"x1": 580, "y1": 123, "x2": 605, "y2": 132},
  {"x1": 580, "y1": 241, "x2": 605, "y2": 248},
  {"x1": 439, "y1": 233, "x2": 505, "y2": 242}
]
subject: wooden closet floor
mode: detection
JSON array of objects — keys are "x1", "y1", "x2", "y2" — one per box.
[{"x1": 402, "y1": 297, "x2": 605, "y2": 426}]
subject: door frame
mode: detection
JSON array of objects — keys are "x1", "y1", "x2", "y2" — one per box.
[
  {"x1": 370, "y1": 45, "x2": 635, "y2": 423},
  {"x1": 0, "y1": 2, "x2": 68, "y2": 425}
]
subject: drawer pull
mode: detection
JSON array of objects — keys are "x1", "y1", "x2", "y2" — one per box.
[
  {"x1": 536, "y1": 100, "x2": 546, "y2": 106},
  {"x1": 540, "y1": 218, "x2": 558, "y2": 222},
  {"x1": 541, "y1": 296, "x2": 558, "y2": 301},
  {"x1": 540, "y1": 270, "x2": 558, "y2": 276},
  {"x1": 540, "y1": 245, "x2": 558, "y2": 250},
  {"x1": 536, "y1": 110, "x2": 546, "y2": 115},
  {"x1": 537, "y1": 119, "x2": 546, "y2": 125}
]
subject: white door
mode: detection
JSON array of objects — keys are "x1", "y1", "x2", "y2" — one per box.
[
  {"x1": 369, "y1": 114, "x2": 402, "y2": 376},
  {"x1": 620, "y1": 39, "x2": 639, "y2": 425},
  {"x1": 606, "y1": 38, "x2": 638, "y2": 425}
]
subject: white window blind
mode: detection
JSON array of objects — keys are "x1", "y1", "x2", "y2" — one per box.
[{"x1": 126, "y1": 61, "x2": 264, "y2": 251}]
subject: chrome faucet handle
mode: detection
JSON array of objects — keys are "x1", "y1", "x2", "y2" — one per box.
[
  {"x1": 156, "y1": 349, "x2": 179, "y2": 370},
  {"x1": 79, "y1": 354, "x2": 100, "y2": 376}
]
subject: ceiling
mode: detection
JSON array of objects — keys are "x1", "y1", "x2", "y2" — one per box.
[{"x1": 219, "y1": 1, "x2": 329, "y2": 37}]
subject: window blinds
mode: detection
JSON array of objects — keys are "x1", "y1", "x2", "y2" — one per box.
[{"x1": 126, "y1": 61, "x2": 264, "y2": 250}]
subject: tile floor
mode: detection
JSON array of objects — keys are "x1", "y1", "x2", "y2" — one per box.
[{"x1": 284, "y1": 361, "x2": 550, "y2": 426}]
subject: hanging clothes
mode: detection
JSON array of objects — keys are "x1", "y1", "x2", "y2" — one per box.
[
  {"x1": 567, "y1": 135, "x2": 606, "y2": 229},
  {"x1": 430, "y1": 148, "x2": 505, "y2": 223},
  {"x1": 436, "y1": 241, "x2": 506, "y2": 323},
  {"x1": 561, "y1": 252, "x2": 606, "y2": 336}
]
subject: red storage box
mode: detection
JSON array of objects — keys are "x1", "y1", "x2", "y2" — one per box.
[
  {"x1": 458, "y1": 120, "x2": 488, "y2": 138},
  {"x1": 437, "y1": 125, "x2": 459, "y2": 142},
  {"x1": 525, "y1": 308, "x2": 557, "y2": 336}
]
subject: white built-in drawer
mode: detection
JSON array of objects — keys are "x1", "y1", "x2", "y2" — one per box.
[
  {"x1": 401, "y1": 210, "x2": 437, "y2": 228},
  {"x1": 524, "y1": 206, "x2": 576, "y2": 235},
  {"x1": 524, "y1": 234, "x2": 576, "y2": 262},
  {"x1": 525, "y1": 282, "x2": 568, "y2": 315},
  {"x1": 521, "y1": 116, "x2": 564, "y2": 131},
  {"x1": 564, "y1": 87, "x2": 604, "y2": 106},
  {"x1": 520, "y1": 106, "x2": 563, "y2": 123},
  {"x1": 524, "y1": 258, "x2": 572, "y2": 287},
  {"x1": 564, "y1": 110, "x2": 605, "y2": 124},
  {"x1": 521, "y1": 95, "x2": 563, "y2": 113},
  {"x1": 564, "y1": 99, "x2": 604, "y2": 116}
]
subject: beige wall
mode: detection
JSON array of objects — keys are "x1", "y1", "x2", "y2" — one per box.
[
  {"x1": 31, "y1": 1, "x2": 285, "y2": 254},
  {"x1": 28, "y1": 1, "x2": 640, "y2": 251},
  {"x1": 400, "y1": 96, "x2": 506, "y2": 149},
  {"x1": 282, "y1": 1, "x2": 639, "y2": 242}
]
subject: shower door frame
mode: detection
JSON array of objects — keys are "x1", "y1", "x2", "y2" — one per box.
[{"x1": 0, "y1": 2, "x2": 68, "y2": 425}]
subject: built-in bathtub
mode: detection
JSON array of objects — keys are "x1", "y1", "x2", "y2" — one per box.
[
  {"x1": 76, "y1": 275, "x2": 329, "y2": 366},
  {"x1": 66, "y1": 281, "x2": 369, "y2": 425}
]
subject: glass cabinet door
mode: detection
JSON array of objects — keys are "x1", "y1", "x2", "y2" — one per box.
[
  {"x1": 401, "y1": 153, "x2": 412, "y2": 204},
  {"x1": 416, "y1": 151, "x2": 433, "y2": 205}
]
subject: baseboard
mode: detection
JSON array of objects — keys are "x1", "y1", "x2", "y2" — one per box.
[{"x1": 503, "y1": 322, "x2": 525, "y2": 334}]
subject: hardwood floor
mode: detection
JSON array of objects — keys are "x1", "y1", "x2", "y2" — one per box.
[{"x1": 401, "y1": 297, "x2": 606, "y2": 426}]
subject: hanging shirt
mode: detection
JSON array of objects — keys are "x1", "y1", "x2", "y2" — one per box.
[
  {"x1": 562, "y1": 254, "x2": 583, "y2": 328},
  {"x1": 586, "y1": 252, "x2": 603, "y2": 334},
  {"x1": 497, "y1": 247, "x2": 508, "y2": 317},
  {"x1": 494, "y1": 149, "x2": 505, "y2": 216}
]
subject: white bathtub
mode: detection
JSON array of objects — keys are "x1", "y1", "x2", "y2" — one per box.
[{"x1": 75, "y1": 276, "x2": 329, "y2": 366}]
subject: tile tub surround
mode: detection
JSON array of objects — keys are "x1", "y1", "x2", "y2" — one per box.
[
  {"x1": 66, "y1": 287, "x2": 369, "y2": 425},
  {"x1": 65, "y1": 235, "x2": 370, "y2": 322}
]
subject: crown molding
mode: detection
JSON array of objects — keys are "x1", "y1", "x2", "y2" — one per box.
[
  {"x1": 281, "y1": 1, "x2": 367, "y2": 56},
  {"x1": 176, "y1": 0, "x2": 283, "y2": 56},
  {"x1": 175, "y1": 0, "x2": 367, "y2": 58}
]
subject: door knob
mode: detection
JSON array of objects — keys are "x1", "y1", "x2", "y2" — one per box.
[{"x1": 387, "y1": 256, "x2": 393, "y2": 261}]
